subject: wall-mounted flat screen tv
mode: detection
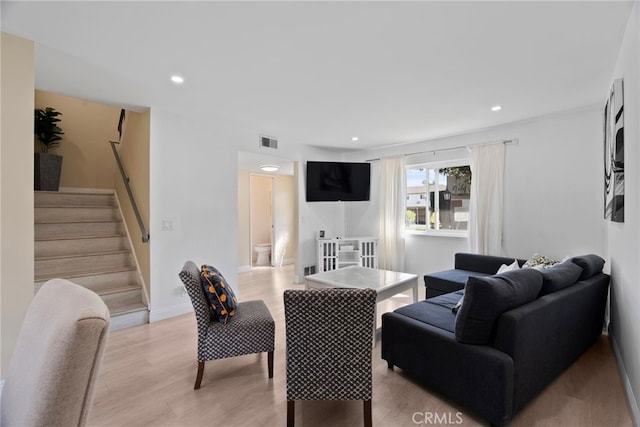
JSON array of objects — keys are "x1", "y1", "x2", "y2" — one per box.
[{"x1": 306, "y1": 161, "x2": 370, "y2": 202}]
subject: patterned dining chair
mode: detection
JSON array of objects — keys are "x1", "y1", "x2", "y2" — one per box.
[
  {"x1": 284, "y1": 288, "x2": 377, "y2": 427},
  {"x1": 179, "y1": 261, "x2": 275, "y2": 389}
]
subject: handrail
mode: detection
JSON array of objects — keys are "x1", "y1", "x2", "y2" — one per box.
[{"x1": 109, "y1": 140, "x2": 150, "y2": 243}]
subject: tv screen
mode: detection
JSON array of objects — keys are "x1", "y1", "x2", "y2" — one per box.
[{"x1": 306, "y1": 161, "x2": 370, "y2": 202}]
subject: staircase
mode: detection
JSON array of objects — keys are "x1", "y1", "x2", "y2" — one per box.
[{"x1": 34, "y1": 190, "x2": 149, "y2": 330}]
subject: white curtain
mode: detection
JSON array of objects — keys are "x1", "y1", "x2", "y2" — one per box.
[
  {"x1": 378, "y1": 157, "x2": 406, "y2": 271},
  {"x1": 469, "y1": 142, "x2": 505, "y2": 255}
]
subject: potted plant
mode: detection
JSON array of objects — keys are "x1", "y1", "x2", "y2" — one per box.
[{"x1": 34, "y1": 107, "x2": 64, "y2": 191}]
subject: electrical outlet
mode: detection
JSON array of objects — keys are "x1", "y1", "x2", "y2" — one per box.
[{"x1": 180, "y1": 286, "x2": 188, "y2": 298}]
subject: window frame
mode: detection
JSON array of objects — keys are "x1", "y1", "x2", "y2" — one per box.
[{"x1": 405, "y1": 159, "x2": 471, "y2": 238}]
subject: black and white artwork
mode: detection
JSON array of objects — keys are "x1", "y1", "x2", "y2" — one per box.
[{"x1": 604, "y1": 78, "x2": 624, "y2": 223}]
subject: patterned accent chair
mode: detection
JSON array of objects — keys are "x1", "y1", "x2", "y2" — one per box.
[
  {"x1": 179, "y1": 261, "x2": 275, "y2": 389},
  {"x1": 284, "y1": 288, "x2": 377, "y2": 427},
  {"x1": 1, "y1": 279, "x2": 110, "y2": 427}
]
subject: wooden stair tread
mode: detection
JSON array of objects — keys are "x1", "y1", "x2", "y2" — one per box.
[
  {"x1": 35, "y1": 265, "x2": 137, "y2": 282},
  {"x1": 110, "y1": 302, "x2": 148, "y2": 316},
  {"x1": 35, "y1": 205, "x2": 116, "y2": 209},
  {"x1": 35, "y1": 190, "x2": 113, "y2": 195},
  {"x1": 93, "y1": 283, "x2": 142, "y2": 296},
  {"x1": 36, "y1": 219, "x2": 121, "y2": 224},
  {"x1": 36, "y1": 250, "x2": 130, "y2": 262},
  {"x1": 35, "y1": 234, "x2": 126, "y2": 242}
]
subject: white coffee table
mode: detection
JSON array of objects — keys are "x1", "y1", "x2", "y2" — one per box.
[{"x1": 305, "y1": 266, "x2": 419, "y2": 341}]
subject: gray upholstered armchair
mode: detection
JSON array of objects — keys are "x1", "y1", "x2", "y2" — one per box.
[
  {"x1": 179, "y1": 261, "x2": 275, "y2": 389},
  {"x1": 1, "y1": 279, "x2": 110, "y2": 427},
  {"x1": 284, "y1": 288, "x2": 377, "y2": 427}
]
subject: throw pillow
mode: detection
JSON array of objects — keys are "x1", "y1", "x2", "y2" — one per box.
[
  {"x1": 200, "y1": 265, "x2": 238, "y2": 324},
  {"x1": 538, "y1": 261, "x2": 583, "y2": 296},
  {"x1": 571, "y1": 254, "x2": 605, "y2": 280},
  {"x1": 454, "y1": 268, "x2": 543, "y2": 344},
  {"x1": 497, "y1": 259, "x2": 520, "y2": 274},
  {"x1": 523, "y1": 253, "x2": 560, "y2": 270}
]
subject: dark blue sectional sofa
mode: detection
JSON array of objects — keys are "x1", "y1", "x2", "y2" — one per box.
[
  {"x1": 424, "y1": 253, "x2": 527, "y2": 298},
  {"x1": 381, "y1": 254, "x2": 609, "y2": 426}
]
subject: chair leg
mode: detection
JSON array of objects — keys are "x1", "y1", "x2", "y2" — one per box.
[
  {"x1": 287, "y1": 400, "x2": 295, "y2": 427},
  {"x1": 268, "y1": 350, "x2": 274, "y2": 378},
  {"x1": 194, "y1": 361, "x2": 205, "y2": 390},
  {"x1": 363, "y1": 400, "x2": 372, "y2": 427}
]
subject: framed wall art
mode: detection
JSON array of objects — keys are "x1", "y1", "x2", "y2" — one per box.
[{"x1": 604, "y1": 78, "x2": 624, "y2": 223}]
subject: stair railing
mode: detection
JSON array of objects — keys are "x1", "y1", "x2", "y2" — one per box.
[
  {"x1": 110, "y1": 109, "x2": 149, "y2": 243},
  {"x1": 110, "y1": 140, "x2": 149, "y2": 243}
]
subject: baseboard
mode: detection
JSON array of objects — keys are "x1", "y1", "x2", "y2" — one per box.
[
  {"x1": 280, "y1": 258, "x2": 295, "y2": 266},
  {"x1": 238, "y1": 265, "x2": 252, "y2": 273},
  {"x1": 149, "y1": 302, "x2": 193, "y2": 323},
  {"x1": 611, "y1": 335, "x2": 640, "y2": 425}
]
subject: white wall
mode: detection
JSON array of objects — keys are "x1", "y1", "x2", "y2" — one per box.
[
  {"x1": 344, "y1": 161, "x2": 379, "y2": 238},
  {"x1": 343, "y1": 107, "x2": 606, "y2": 279},
  {"x1": 294, "y1": 150, "x2": 349, "y2": 282},
  {"x1": 149, "y1": 109, "x2": 240, "y2": 320},
  {"x1": 0, "y1": 33, "x2": 35, "y2": 376},
  {"x1": 149, "y1": 109, "x2": 320, "y2": 317},
  {"x1": 608, "y1": 3, "x2": 640, "y2": 422}
]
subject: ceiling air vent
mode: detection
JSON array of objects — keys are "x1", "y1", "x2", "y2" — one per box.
[{"x1": 260, "y1": 135, "x2": 278, "y2": 150}]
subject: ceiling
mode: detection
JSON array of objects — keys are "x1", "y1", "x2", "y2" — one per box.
[{"x1": 1, "y1": 1, "x2": 634, "y2": 152}]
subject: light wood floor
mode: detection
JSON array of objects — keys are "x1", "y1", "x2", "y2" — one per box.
[{"x1": 89, "y1": 265, "x2": 633, "y2": 426}]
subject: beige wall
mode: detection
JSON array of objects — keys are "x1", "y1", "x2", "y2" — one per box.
[
  {"x1": 34, "y1": 90, "x2": 121, "y2": 189},
  {"x1": 116, "y1": 110, "x2": 150, "y2": 297},
  {"x1": 1, "y1": 33, "x2": 35, "y2": 376},
  {"x1": 274, "y1": 174, "x2": 296, "y2": 264},
  {"x1": 250, "y1": 175, "x2": 272, "y2": 262},
  {"x1": 237, "y1": 169, "x2": 251, "y2": 269}
]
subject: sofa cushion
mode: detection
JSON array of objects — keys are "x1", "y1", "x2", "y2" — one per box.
[
  {"x1": 455, "y1": 269, "x2": 543, "y2": 344},
  {"x1": 538, "y1": 261, "x2": 583, "y2": 296},
  {"x1": 394, "y1": 291, "x2": 462, "y2": 334},
  {"x1": 454, "y1": 253, "x2": 527, "y2": 274},
  {"x1": 425, "y1": 269, "x2": 492, "y2": 294},
  {"x1": 200, "y1": 265, "x2": 238, "y2": 324},
  {"x1": 571, "y1": 255, "x2": 605, "y2": 280}
]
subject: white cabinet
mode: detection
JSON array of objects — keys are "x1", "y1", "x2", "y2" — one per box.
[{"x1": 316, "y1": 237, "x2": 378, "y2": 273}]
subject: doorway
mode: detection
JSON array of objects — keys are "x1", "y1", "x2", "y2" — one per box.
[
  {"x1": 237, "y1": 151, "x2": 297, "y2": 273},
  {"x1": 250, "y1": 174, "x2": 274, "y2": 267}
]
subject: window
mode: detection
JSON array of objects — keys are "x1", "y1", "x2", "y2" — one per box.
[{"x1": 405, "y1": 162, "x2": 471, "y2": 235}]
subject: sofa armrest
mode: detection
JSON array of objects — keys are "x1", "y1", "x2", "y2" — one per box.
[
  {"x1": 382, "y1": 312, "x2": 514, "y2": 426},
  {"x1": 454, "y1": 253, "x2": 526, "y2": 274},
  {"x1": 493, "y1": 273, "x2": 609, "y2": 414}
]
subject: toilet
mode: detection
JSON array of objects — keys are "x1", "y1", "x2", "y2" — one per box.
[{"x1": 255, "y1": 243, "x2": 271, "y2": 265}]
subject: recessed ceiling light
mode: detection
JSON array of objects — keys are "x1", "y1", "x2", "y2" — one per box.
[
  {"x1": 352, "y1": 137, "x2": 359, "y2": 141},
  {"x1": 260, "y1": 165, "x2": 279, "y2": 172},
  {"x1": 170, "y1": 75, "x2": 184, "y2": 85},
  {"x1": 491, "y1": 105, "x2": 502, "y2": 112}
]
